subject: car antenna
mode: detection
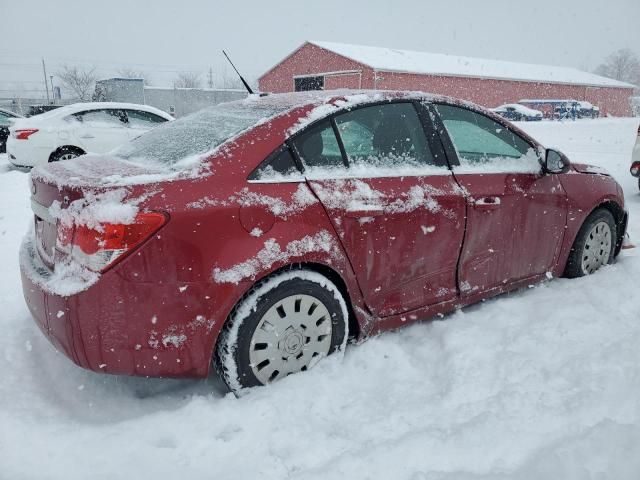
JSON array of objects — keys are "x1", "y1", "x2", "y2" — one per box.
[{"x1": 222, "y1": 50, "x2": 255, "y2": 95}]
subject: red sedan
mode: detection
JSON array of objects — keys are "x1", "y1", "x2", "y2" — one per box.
[{"x1": 21, "y1": 91, "x2": 628, "y2": 392}]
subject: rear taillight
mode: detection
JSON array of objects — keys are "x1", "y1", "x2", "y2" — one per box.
[
  {"x1": 631, "y1": 161, "x2": 640, "y2": 177},
  {"x1": 56, "y1": 212, "x2": 166, "y2": 272},
  {"x1": 14, "y1": 128, "x2": 39, "y2": 140}
]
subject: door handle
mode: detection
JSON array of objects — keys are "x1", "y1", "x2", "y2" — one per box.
[
  {"x1": 473, "y1": 197, "x2": 501, "y2": 209},
  {"x1": 78, "y1": 134, "x2": 95, "y2": 139}
]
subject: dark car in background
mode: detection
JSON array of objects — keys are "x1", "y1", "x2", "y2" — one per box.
[
  {"x1": 491, "y1": 103, "x2": 543, "y2": 121},
  {"x1": 0, "y1": 108, "x2": 22, "y2": 153},
  {"x1": 577, "y1": 101, "x2": 600, "y2": 119}
]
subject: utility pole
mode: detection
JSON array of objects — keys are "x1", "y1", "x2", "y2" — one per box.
[
  {"x1": 42, "y1": 58, "x2": 50, "y2": 104},
  {"x1": 208, "y1": 66, "x2": 214, "y2": 89},
  {"x1": 49, "y1": 75, "x2": 54, "y2": 104}
]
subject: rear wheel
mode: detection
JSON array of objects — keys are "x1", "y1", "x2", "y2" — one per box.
[
  {"x1": 49, "y1": 146, "x2": 84, "y2": 162},
  {"x1": 564, "y1": 208, "x2": 617, "y2": 278},
  {"x1": 214, "y1": 270, "x2": 348, "y2": 393}
]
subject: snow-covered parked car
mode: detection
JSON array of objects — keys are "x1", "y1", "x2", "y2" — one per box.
[
  {"x1": 7, "y1": 102, "x2": 173, "y2": 168},
  {"x1": 577, "y1": 101, "x2": 600, "y2": 119},
  {"x1": 20, "y1": 90, "x2": 628, "y2": 393},
  {"x1": 631, "y1": 124, "x2": 640, "y2": 191},
  {"x1": 491, "y1": 103, "x2": 543, "y2": 121}
]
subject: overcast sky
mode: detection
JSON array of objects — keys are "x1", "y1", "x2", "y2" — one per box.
[{"x1": 1, "y1": 0, "x2": 639, "y2": 98}]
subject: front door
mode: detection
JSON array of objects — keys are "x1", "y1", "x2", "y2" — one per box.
[
  {"x1": 292, "y1": 102, "x2": 466, "y2": 317},
  {"x1": 432, "y1": 103, "x2": 568, "y2": 295}
]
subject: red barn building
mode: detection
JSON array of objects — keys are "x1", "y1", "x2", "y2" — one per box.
[{"x1": 259, "y1": 41, "x2": 635, "y2": 116}]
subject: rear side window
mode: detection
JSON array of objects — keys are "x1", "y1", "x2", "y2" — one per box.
[
  {"x1": 435, "y1": 104, "x2": 538, "y2": 172},
  {"x1": 292, "y1": 120, "x2": 344, "y2": 169},
  {"x1": 249, "y1": 146, "x2": 301, "y2": 180},
  {"x1": 72, "y1": 109, "x2": 127, "y2": 126},
  {"x1": 335, "y1": 102, "x2": 435, "y2": 169},
  {"x1": 126, "y1": 109, "x2": 168, "y2": 127}
]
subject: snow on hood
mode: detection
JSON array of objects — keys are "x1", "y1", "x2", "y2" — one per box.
[{"x1": 572, "y1": 163, "x2": 611, "y2": 176}]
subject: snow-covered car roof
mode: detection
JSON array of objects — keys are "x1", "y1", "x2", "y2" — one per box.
[
  {"x1": 491, "y1": 103, "x2": 543, "y2": 116},
  {"x1": 24, "y1": 102, "x2": 173, "y2": 123}
]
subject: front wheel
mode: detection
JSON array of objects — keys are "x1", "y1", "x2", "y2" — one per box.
[
  {"x1": 564, "y1": 208, "x2": 617, "y2": 278},
  {"x1": 214, "y1": 270, "x2": 348, "y2": 393}
]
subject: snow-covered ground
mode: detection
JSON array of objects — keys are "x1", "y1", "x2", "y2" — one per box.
[{"x1": 1, "y1": 117, "x2": 640, "y2": 479}]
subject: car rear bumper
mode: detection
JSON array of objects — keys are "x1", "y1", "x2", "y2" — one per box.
[
  {"x1": 20, "y1": 234, "x2": 221, "y2": 378},
  {"x1": 6, "y1": 137, "x2": 51, "y2": 167}
]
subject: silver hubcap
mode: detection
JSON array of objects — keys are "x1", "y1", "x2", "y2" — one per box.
[
  {"x1": 58, "y1": 153, "x2": 77, "y2": 161},
  {"x1": 249, "y1": 294, "x2": 333, "y2": 385},
  {"x1": 581, "y1": 221, "x2": 612, "y2": 274}
]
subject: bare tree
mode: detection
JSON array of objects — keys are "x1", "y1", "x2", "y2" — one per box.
[
  {"x1": 174, "y1": 72, "x2": 202, "y2": 89},
  {"x1": 57, "y1": 65, "x2": 97, "y2": 101},
  {"x1": 595, "y1": 48, "x2": 640, "y2": 86},
  {"x1": 117, "y1": 67, "x2": 151, "y2": 85}
]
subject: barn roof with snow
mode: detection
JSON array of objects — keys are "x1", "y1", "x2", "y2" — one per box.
[
  {"x1": 259, "y1": 41, "x2": 635, "y2": 116},
  {"x1": 303, "y1": 41, "x2": 633, "y2": 89}
]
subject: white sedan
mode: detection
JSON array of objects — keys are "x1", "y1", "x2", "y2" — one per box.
[{"x1": 7, "y1": 102, "x2": 173, "y2": 168}]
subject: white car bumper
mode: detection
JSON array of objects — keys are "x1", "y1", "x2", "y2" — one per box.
[{"x1": 6, "y1": 136, "x2": 52, "y2": 168}]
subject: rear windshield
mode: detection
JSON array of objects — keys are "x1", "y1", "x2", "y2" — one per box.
[{"x1": 114, "y1": 102, "x2": 287, "y2": 166}]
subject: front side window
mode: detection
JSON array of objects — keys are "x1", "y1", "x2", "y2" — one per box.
[
  {"x1": 435, "y1": 104, "x2": 539, "y2": 172},
  {"x1": 334, "y1": 102, "x2": 437, "y2": 170},
  {"x1": 125, "y1": 109, "x2": 168, "y2": 128}
]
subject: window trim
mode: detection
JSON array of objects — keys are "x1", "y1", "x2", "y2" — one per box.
[{"x1": 247, "y1": 144, "x2": 305, "y2": 183}]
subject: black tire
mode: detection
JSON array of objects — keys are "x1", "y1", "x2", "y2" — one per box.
[
  {"x1": 49, "y1": 146, "x2": 84, "y2": 163},
  {"x1": 214, "y1": 270, "x2": 348, "y2": 393},
  {"x1": 564, "y1": 208, "x2": 617, "y2": 278}
]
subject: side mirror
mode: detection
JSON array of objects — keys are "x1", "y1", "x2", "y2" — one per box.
[{"x1": 544, "y1": 148, "x2": 571, "y2": 174}]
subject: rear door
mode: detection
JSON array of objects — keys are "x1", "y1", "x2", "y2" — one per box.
[
  {"x1": 295, "y1": 102, "x2": 466, "y2": 317},
  {"x1": 431, "y1": 103, "x2": 567, "y2": 295},
  {"x1": 70, "y1": 109, "x2": 130, "y2": 153}
]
